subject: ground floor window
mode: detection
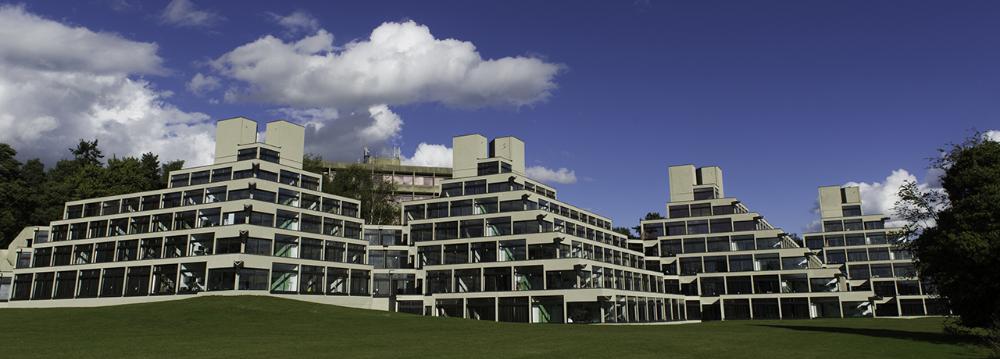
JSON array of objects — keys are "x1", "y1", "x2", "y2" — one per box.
[
  {"x1": 77, "y1": 270, "x2": 100, "y2": 298},
  {"x1": 436, "y1": 299, "x2": 463, "y2": 317},
  {"x1": 751, "y1": 298, "x2": 780, "y2": 319},
  {"x1": 499, "y1": 297, "x2": 529, "y2": 323},
  {"x1": 208, "y1": 268, "x2": 237, "y2": 291},
  {"x1": 99, "y1": 268, "x2": 125, "y2": 297},
  {"x1": 152, "y1": 265, "x2": 177, "y2": 295},
  {"x1": 54, "y1": 271, "x2": 77, "y2": 299},
  {"x1": 299, "y1": 265, "x2": 324, "y2": 295},
  {"x1": 350, "y1": 269, "x2": 369, "y2": 295},
  {"x1": 567, "y1": 302, "x2": 601, "y2": 324},
  {"x1": 270, "y1": 263, "x2": 298, "y2": 293},
  {"x1": 238, "y1": 268, "x2": 269, "y2": 290},
  {"x1": 466, "y1": 298, "x2": 495, "y2": 321},
  {"x1": 326, "y1": 268, "x2": 348, "y2": 295},
  {"x1": 31, "y1": 272, "x2": 54, "y2": 300},
  {"x1": 900, "y1": 299, "x2": 926, "y2": 316},
  {"x1": 178, "y1": 262, "x2": 206, "y2": 293},
  {"x1": 396, "y1": 300, "x2": 423, "y2": 315},
  {"x1": 842, "y1": 301, "x2": 873, "y2": 317}
]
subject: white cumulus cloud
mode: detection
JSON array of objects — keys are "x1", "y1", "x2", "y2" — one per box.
[
  {"x1": 845, "y1": 169, "x2": 941, "y2": 227},
  {"x1": 210, "y1": 21, "x2": 561, "y2": 109},
  {"x1": 527, "y1": 166, "x2": 577, "y2": 184},
  {"x1": 161, "y1": 0, "x2": 222, "y2": 28},
  {"x1": 402, "y1": 143, "x2": 452, "y2": 167},
  {"x1": 0, "y1": 5, "x2": 214, "y2": 165},
  {"x1": 275, "y1": 106, "x2": 403, "y2": 161},
  {"x1": 0, "y1": 6, "x2": 162, "y2": 75},
  {"x1": 984, "y1": 130, "x2": 1000, "y2": 142},
  {"x1": 187, "y1": 73, "x2": 220, "y2": 96},
  {"x1": 208, "y1": 20, "x2": 562, "y2": 162},
  {"x1": 269, "y1": 10, "x2": 319, "y2": 35}
]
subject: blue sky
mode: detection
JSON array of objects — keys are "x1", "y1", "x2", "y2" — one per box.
[{"x1": 2, "y1": 1, "x2": 998, "y2": 232}]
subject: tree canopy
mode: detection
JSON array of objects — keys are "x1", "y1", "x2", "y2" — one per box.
[
  {"x1": 0, "y1": 141, "x2": 182, "y2": 248},
  {"x1": 302, "y1": 154, "x2": 400, "y2": 226},
  {"x1": 896, "y1": 133, "x2": 1000, "y2": 329}
]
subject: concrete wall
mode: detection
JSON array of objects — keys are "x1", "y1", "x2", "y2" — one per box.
[
  {"x1": 452, "y1": 134, "x2": 488, "y2": 178},
  {"x1": 214, "y1": 118, "x2": 258, "y2": 164},
  {"x1": 668, "y1": 165, "x2": 696, "y2": 202},
  {"x1": 490, "y1": 137, "x2": 525, "y2": 174},
  {"x1": 264, "y1": 120, "x2": 305, "y2": 170}
]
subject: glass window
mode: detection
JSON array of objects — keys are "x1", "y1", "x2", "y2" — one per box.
[
  {"x1": 238, "y1": 148, "x2": 257, "y2": 161},
  {"x1": 842, "y1": 205, "x2": 862, "y2": 217},
  {"x1": 170, "y1": 173, "x2": 190, "y2": 188},
  {"x1": 190, "y1": 171, "x2": 210, "y2": 185},
  {"x1": 442, "y1": 183, "x2": 462, "y2": 197},
  {"x1": 668, "y1": 205, "x2": 689, "y2": 218},
  {"x1": 260, "y1": 148, "x2": 280, "y2": 163},
  {"x1": 245, "y1": 237, "x2": 271, "y2": 256},
  {"x1": 486, "y1": 217, "x2": 512, "y2": 237},
  {"x1": 477, "y1": 161, "x2": 500, "y2": 176},
  {"x1": 189, "y1": 234, "x2": 214, "y2": 256},
  {"x1": 707, "y1": 236, "x2": 730, "y2": 252},
  {"x1": 690, "y1": 204, "x2": 711, "y2": 217},
  {"x1": 270, "y1": 263, "x2": 299, "y2": 293},
  {"x1": 710, "y1": 218, "x2": 732, "y2": 233},
  {"x1": 687, "y1": 220, "x2": 708, "y2": 234},
  {"x1": 729, "y1": 255, "x2": 753, "y2": 272},
  {"x1": 825, "y1": 249, "x2": 847, "y2": 264},
  {"x1": 683, "y1": 238, "x2": 705, "y2": 253}
]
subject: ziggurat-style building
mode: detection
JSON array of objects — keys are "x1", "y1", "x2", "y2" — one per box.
[{"x1": 0, "y1": 118, "x2": 944, "y2": 323}]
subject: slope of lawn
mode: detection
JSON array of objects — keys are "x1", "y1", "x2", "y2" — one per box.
[{"x1": 0, "y1": 296, "x2": 988, "y2": 358}]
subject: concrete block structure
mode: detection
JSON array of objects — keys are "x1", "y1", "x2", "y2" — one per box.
[
  {"x1": 1, "y1": 118, "x2": 373, "y2": 309},
  {"x1": 802, "y1": 186, "x2": 946, "y2": 316},
  {"x1": 0, "y1": 118, "x2": 946, "y2": 323},
  {"x1": 401, "y1": 135, "x2": 693, "y2": 323},
  {"x1": 638, "y1": 165, "x2": 946, "y2": 320},
  {"x1": 639, "y1": 165, "x2": 874, "y2": 320}
]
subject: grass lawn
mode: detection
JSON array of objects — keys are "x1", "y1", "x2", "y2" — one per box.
[{"x1": 0, "y1": 296, "x2": 989, "y2": 358}]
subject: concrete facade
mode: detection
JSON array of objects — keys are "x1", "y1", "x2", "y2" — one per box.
[
  {"x1": 0, "y1": 118, "x2": 946, "y2": 324},
  {"x1": 638, "y1": 165, "x2": 946, "y2": 320},
  {"x1": 802, "y1": 186, "x2": 945, "y2": 317}
]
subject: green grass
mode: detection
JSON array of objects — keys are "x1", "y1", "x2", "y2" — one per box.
[{"x1": 0, "y1": 296, "x2": 989, "y2": 358}]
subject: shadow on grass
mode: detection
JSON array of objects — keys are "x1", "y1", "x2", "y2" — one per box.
[{"x1": 756, "y1": 324, "x2": 981, "y2": 346}]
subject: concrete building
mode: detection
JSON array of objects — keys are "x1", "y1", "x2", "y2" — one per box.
[
  {"x1": 802, "y1": 186, "x2": 946, "y2": 316},
  {"x1": 0, "y1": 119, "x2": 946, "y2": 323},
  {"x1": 321, "y1": 155, "x2": 451, "y2": 203},
  {"x1": 401, "y1": 135, "x2": 694, "y2": 323},
  {"x1": 1, "y1": 118, "x2": 374, "y2": 309},
  {"x1": 0, "y1": 123, "x2": 695, "y2": 324},
  {"x1": 638, "y1": 165, "x2": 949, "y2": 321},
  {"x1": 639, "y1": 165, "x2": 876, "y2": 320}
]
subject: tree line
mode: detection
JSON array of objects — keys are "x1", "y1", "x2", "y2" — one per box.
[{"x1": 0, "y1": 140, "x2": 184, "y2": 248}]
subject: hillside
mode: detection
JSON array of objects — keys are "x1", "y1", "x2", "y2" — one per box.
[{"x1": 0, "y1": 296, "x2": 987, "y2": 358}]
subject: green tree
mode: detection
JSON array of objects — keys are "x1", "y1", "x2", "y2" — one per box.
[
  {"x1": 896, "y1": 134, "x2": 1000, "y2": 330},
  {"x1": 20, "y1": 159, "x2": 47, "y2": 230},
  {"x1": 104, "y1": 156, "x2": 153, "y2": 194},
  {"x1": 160, "y1": 160, "x2": 185, "y2": 188},
  {"x1": 0, "y1": 143, "x2": 24, "y2": 248},
  {"x1": 303, "y1": 153, "x2": 325, "y2": 175},
  {"x1": 325, "y1": 164, "x2": 399, "y2": 225},
  {"x1": 139, "y1": 152, "x2": 161, "y2": 190},
  {"x1": 70, "y1": 139, "x2": 104, "y2": 166}
]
